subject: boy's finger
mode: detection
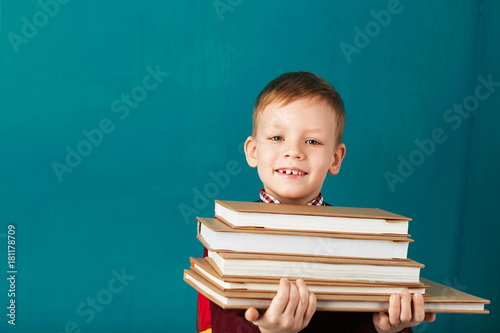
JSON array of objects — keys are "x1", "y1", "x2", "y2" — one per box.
[
  {"x1": 294, "y1": 279, "x2": 310, "y2": 319},
  {"x1": 302, "y1": 290, "x2": 317, "y2": 327},
  {"x1": 283, "y1": 279, "x2": 300, "y2": 317},
  {"x1": 268, "y1": 278, "x2": 291, "y2": 315},
  {"x1": 245, "y1": 307, "x2": 261, "y2": 323},
  {"x1": 400, "y1": 290, "x2": 412, "y2": 323},
  {"x1": 373, "y1": 312, "x2": 391, "y2": 331},
  {"x1": 388, "y1": 293, "x2": 401, "y2": 326},
  {"x1": 412, "y1": 292, "x2": 425, "y2": 323},
  {"x1": 425, "y1": 312, "x2": 436, "y2": 322}
]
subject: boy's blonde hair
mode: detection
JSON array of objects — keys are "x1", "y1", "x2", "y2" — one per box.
[{"x1": 252, "y1": 71, "x2": 345, "y2": 145}]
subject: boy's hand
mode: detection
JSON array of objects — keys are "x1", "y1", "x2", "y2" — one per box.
[
  {"x1": 245, "y1": 278, "x2": 317, "y2": 333},
  {"x1": 373, "y1": 291, "x2": 436, "y2": 333}
]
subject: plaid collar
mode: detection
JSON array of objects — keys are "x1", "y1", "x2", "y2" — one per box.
[{"x1": 259, "y1": 189, "x2": 325, "y2": 206}]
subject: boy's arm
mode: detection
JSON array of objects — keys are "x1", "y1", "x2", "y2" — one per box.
[
  {"x1": 372, "y1": 291, "x2": 436, "y2": 333},
  {"x1": 245, "y1": 278, "x2": 317, "y2": 333}
]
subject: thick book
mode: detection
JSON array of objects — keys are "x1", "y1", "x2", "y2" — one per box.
[
  {"x1": 207, "y1": 250, "x2": 424, "y2": 284},
  {"x1": 191, "y1": 257, "x2": 428, "y2": 295},
  {"x1": 184, "y1": 269, "x2": 490, "y2": 314},
  {"x1": 215, "y1": 200, "x2": 410, "y2": 235},
  {"x1": 198, "y1": 217, "x2": 412, "y2": 259}
]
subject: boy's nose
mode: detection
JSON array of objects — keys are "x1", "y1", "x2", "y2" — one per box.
[{"x1": 283, "y1": 144, "x2": 304, "y2": 159}]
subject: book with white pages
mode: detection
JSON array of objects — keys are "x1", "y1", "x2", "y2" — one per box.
[
  {"x1": 207, "y1": 251, "x2": 424, "y2": 284},
  {"x1": 215, "y1": 200, "x2": 410, "y2": 236},
  {"x1": 184, "y1": 269, "x2": 490, "y2": 314},
  {"x1": 190, "y1": 257, "x2": 428, "y2": 295},
  {"x1": 198, "y1": 217, "x2": 411, "y2": 259}
]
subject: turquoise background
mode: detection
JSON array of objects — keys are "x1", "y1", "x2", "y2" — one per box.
[{"x1": 0, "y1": 0, "x2": 498, "y2": 332}]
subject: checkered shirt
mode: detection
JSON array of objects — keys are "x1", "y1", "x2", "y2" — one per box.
[{"x1": 259, "y1": 188, "x2": 325, "y2": 206}]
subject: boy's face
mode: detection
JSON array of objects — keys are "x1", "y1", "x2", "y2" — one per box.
[{"x1": 244, "y1": 97, "x2": 346, "y2": 205}]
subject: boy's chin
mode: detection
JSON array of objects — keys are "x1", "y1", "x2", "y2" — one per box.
[{"x1": 272, "y1": 191, "x2": 316, "y2": 204}]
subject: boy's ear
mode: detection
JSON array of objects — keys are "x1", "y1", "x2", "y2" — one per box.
[
  {"x1": 244, "y1": 136, "x2": 258, "y2": 168},
  {"x1": 328, "y1": 143, "x2": 346, "y2": 175}
]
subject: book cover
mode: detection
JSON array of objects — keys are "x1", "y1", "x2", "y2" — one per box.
[
  {"x1": 191, "y1": 257, "x2": 428, "y2": 295},
  {"x1": 207, "y1": 250, "x2": 423, "y2": 283},
  {"x1": 184, "y1": 269, "x2": 490, "y2": 314},
  {"x1": 198, "y1": 217, "x2": 411, "y2": 259},
  {"x1": 215, "y1": 200, "x2": 411, "y2": 220},
  {"x1": 214, "y1": 200, "x2": 411, "y2": 235}
]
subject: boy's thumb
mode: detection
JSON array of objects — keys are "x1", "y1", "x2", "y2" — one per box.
[{"x1": 245, "y1": 307, "x2": 261, "y2": 323}]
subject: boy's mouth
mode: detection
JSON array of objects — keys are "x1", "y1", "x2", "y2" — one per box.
[{"x1": 275, "y1": 168, "x2": 308, "y2": 176}]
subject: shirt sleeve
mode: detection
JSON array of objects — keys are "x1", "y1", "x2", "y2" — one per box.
[
  {"x1": 197, "y1": 292, "x2": 212, "y2": 333},
  {"x1": 196, "y1": 247, "x2": 212, "y2": 333}
]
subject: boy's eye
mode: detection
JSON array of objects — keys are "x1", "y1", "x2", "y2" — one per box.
[
  {"x1": 306, "y1": 139, "x2": 320, "y2": 145},
  {"x1": 270, "y1": 136, "x2": 283, "y2": 141}
]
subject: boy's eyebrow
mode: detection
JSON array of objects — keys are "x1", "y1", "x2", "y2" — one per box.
[
  {"x1": 262, "y1": 122, "x2": 285, "y2": 131},
  {"x1": 304, "y1": 128, "x2": 324, "y2": 134},
  {"x1": 303, "y1": 128, "x2": 330, "y2": 137},
  {"x1": 261, "y1": 125, "x2": 329, "y2": 137}
]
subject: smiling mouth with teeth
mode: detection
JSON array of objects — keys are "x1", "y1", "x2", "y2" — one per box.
[{"x1": 276, "y1": 169, "x2": 307, "y2": 176}]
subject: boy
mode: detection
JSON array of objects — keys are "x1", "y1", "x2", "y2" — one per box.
[{"x1": 197, "y1": 71, "x2": 436, "y2": 333}]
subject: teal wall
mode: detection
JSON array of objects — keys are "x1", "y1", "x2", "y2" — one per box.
[{"x1": 0, "y1": 1, "x2": 498, "y2": 332}]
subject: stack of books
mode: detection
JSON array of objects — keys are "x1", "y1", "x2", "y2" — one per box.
[{"x1": 184, "y1": 200, "x2": 489, "y2": 314}]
